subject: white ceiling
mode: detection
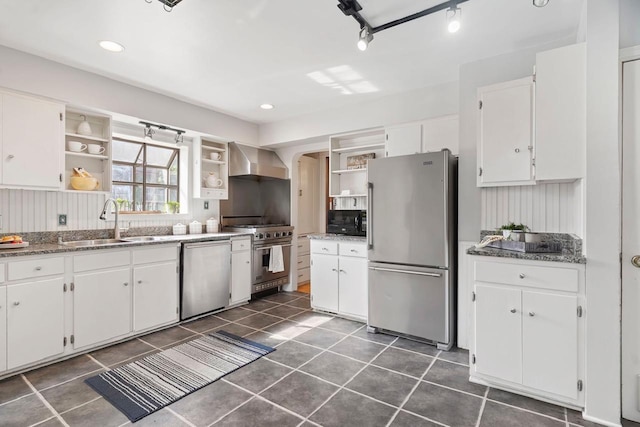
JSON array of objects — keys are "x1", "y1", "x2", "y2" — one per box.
[{"x1": 0, "y1": 0, "x2": 583, "y2": 124}]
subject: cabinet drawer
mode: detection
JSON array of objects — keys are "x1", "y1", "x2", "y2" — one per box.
[
  {"x1": 297, "y1": 238, "x2": 310, "y2": 255},
  {"x1": 74, "y1": 250, "x2": 130, "y2": 273},
  {"x1": 133, "y1": 245, "x2": 178, "y2": 265},
  {"x1": 339, "y1": 242, "x2": 367, "y2": 258},
  {"x1": 475, "y1": 261, "x2": 578, "y2": 292},
  {"x1": 297, "y1": 254, "x2": 310, "y2": 269},
  {"x1": 232, "y1": 238, "x2": 250, "y2": 252},
  {"x1": 297, "y1": 267, "x2": 310, "y2": 283},
  {"x1": 311, "y1": 240, "x2": 338, "y2": 255},
  {"x1": 8, "y1": 257, "x2": 64, "y2": 281},
  {"x1": 0, "y1": 264, "x2": 4, "y2": 283}
]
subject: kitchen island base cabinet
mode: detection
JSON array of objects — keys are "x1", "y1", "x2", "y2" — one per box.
[
  {"x1": 133, "y1": 262, "x2": 178, "y2": 332},
  {"x1": 73, "y1": 269, "x2": 131, "y2": 350},
  {"x1": 7, "y1": 278, "x2": 65, "y2": 370},
  {"x1": 471, "y1": 257, "x2": 584, "y2": 406}
]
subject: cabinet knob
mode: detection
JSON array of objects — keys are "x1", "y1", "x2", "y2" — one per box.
[
  {"x1": 246, "y1": 260, "x2": 250, "y2": 264},
  {"x1": 510, "y1": 308, "x2": 516, "y2": 313},
  {"x1": 13, "y1": 301, "x2": 20, "y2": 306},
  {"x1": 35, "y1": 266, "x2": 42, "y2": 271},
  {"x1": 7, "y1": 154, "x2": 14, "y2": 159},
  {"x1": 514, "y1": 148, "x2": 520, "y2": 153},
  {"x1": 529, "y1": 311, "x2": 535, "y2": 317},
  {"x1": 322, "y1": 247, "x2": 329, "y2": 251},
  {"x1": 519, "y1": 273, "x2": 525, "y2": 279},
  {"x1": 137, "y1": 280, "x2": 142, "y2": 284},
  {"x1": 124, "y1": 282, "x2": 129, "y2": 287},
  {"x1": 350, "y1": 249, "x2": 358, "y2": 253},
  {"x1": 632, "y1": 255, "x2": 640, "y2": 268}
]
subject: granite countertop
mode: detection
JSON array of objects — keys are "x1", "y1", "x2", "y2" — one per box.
[
  {"x1": 307, "y1": 233, "x2": 367, "y2": 242},
  {"x1": 466, "y1": 231, "x2": 586, "y2": 264},
  {"x1": 0, "y1": 231, "x2": 252, "y2": 259}
]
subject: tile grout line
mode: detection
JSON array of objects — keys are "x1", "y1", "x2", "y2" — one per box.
[
  {"x1": 165, "y1": 407, "x2": 197, "y2": 427},
  {"x1": 202, "y1": 392, "x2": 258, "y2": 427},
  {"x1": 21, "y1": 374, "x2": 70, "y2": 427},
  {"x1": 475, "y1": 387, "x2": 490, "y2": 427},
  {"x1": 385, "y1": 351, "x2": 445, "y2": 427},
  {"x1": 27, "y1": 416, "x2": 57, "y2": 427},
  {"x1": 483, "y1": 397, "x2": 569, "y2": 424},
  {"x1": 57, "y1": 396, "x2": 102, "y2": 415},
  {"x1": 86, "y1": 353, "x2": 109, "y2": 371}
]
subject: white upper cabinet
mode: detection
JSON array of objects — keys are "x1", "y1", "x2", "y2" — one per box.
[
  {"x1": 535, "y1": 43, "x2": 586, "y2": 182},
  {"x1": 385, "y1": 123, "x2": 421, "y2": 157},
  {"x1": 422, "y1": 115, "x2": 459, "y2": 155},
  {"x1": 1, "y1": 91, "x2": 63, "y2": 189},
  {"x1": 477, "y1": 77, "x2": 535, "y2": 187},
  {"x1": 193, "y1": 137, "x2": 229, "y2": 200}
]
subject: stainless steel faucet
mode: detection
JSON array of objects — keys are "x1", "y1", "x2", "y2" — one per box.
[{"x1": 99, "y1": 198, "x2": 122, "y2": 239}]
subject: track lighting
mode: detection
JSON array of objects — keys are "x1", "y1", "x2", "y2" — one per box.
[
  {"x1": 532, "y1": 0, "x2": 550, "y2": 7},
  {"x1": 174, "y1": 131, "x2": 184, "y2": 144},
  {"x1": 140, "y1": 121, "x2": 185, "y2": 144},
  {"x1": 144, "y1": 0, "x2": 184, "y2": 12},
  {"x1": 446, "y1": 6, "x2": 461, "y2": 33},
  {"x1": 143, "y1": 124, "x2": 155, "y2": 140},
  {"x1": 357, "y1": 26, "x2": 373, "y2": 51}
]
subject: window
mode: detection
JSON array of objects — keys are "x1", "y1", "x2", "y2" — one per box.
[{"x1": 111, "y1": 138, "x2": 180, "y2": 213}]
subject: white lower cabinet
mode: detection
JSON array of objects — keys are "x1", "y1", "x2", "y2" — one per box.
[
  {"x1": 471, "y1": 258, "x2": 584, "y2": 406},
  {"x1": 133, "y1": 262, "x2": 178, "y2": 332},
  {"x1": 73, "y1": 268, "x2": 131, "y2": 349},
  {"x1": 231, "y1": 249, "x2": 251, "y2": 305},
  {"x1": 7, "y1": 277, "x2": 65, "y2": 370},
  {"x1": 310, "y1": 254, "x2": 339, "y2": 312},
  {"x1": 310, "y1": 240, "x2": 367, "y2": 321},
  {"x1": 0, "y1": 287, "x2": 5, "y2": 372}
]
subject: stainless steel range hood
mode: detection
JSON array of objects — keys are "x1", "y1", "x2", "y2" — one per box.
[{"x1": 228, "y1": 142, "x2": 288, "y2": 179}]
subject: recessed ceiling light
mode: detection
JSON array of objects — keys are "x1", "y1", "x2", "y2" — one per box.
[
  {"x1": 260, "y1": 104, "x2": 274, "y2": 110},
  {"x1": 99, "y1": 40, "x2": 125, "y2": 53}
]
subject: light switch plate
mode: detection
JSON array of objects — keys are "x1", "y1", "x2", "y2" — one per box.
[{"x1": 58, "y1": 214, "x2": 67, "y2": 226}]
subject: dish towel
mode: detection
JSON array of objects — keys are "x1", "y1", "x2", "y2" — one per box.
[{"x1": 269, "y1": 245, "x2": 285, "y2": 273}]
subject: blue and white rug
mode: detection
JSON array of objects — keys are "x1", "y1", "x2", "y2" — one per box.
[{"x1": 85, "y1": 330, "x2": 275, "y2": 422}]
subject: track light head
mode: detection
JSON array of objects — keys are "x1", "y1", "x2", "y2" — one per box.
[
  {"x1": 174, "y1": 131, "x2": 184, "y2": 144},
  {"x1": 446, "y1": 6, "x2": 461, "y2": 33},
  {"x1": 143, "y1": 124, "x2": 155, "y2": 140},
  {"x1": 357, "y1": 26, "x2": 373, "y2": 51},
  {"x1": 533, "y1": 0, "x2": 550, "y2": 6}
]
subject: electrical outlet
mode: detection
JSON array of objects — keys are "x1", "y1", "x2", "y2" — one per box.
[
  {"x1": 204, "y1": 201, "x2": 209, "y2": 210},
  {"x1": 58, "y1": 214, "x2": 67, "y2": 226}
]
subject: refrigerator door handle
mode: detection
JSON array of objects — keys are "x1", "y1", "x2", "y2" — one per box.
[
  {"x1": 369, "y1": 266, "x2": 442, "y2": 278},
  {"x1": 367, "y1": 182, "x2": 373, "y2": 249}
]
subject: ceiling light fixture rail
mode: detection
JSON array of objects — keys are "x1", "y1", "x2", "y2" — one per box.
[{"x1": 139, "y1": 121, "x2": 185, "y2": 144}]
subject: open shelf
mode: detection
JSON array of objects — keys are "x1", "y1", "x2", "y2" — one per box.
[
  {"x1": 201, "y1": 145, "x2": 226, "y2": 152},
  {"x1": 65, "y1": 151, "x2": 108, "y2": 160},
  {"x1": 202, "y1": 159, "x2": 227, "y2": 165},
  {"x1": 331, "y1": 143, "x2": 385, "y2": 153},
  {"x1": 61, "y1": 190, "x2": 111, "y2": 195},
  {"x1": 330, "y1": 194, "x2": 367, "y2": 197},
  {"x1": 65, "y1": 132, "x2": 110, "y2": 143},
  {"x1": 332, "y1": 168, "x2": 367, "y2": 174}
]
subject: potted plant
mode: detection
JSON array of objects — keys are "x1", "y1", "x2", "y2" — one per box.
[
  {"x1": 166, "y1": 201, "x2": 180, "y2": 214},
  {"x1": 498, "y1": 222, "x2": 529, "y2": 241}
]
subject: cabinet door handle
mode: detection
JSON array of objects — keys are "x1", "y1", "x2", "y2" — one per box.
[
  {"x1": 515, "y1": 148, "x2": 520, "y2": 153},
  {"x1": 246, "y1": 260, "x2": 250, "y2": 264},
  {"x1": 322, "y1": 247, "x2": 329, "y2": 251},
  {"x1": 298, "y1": 260, "x2": 303, "y2": 264},
  {"x1": 13, "y1": 301, "x2": 20, "y2": 306},
  {"x1": 350, "y1": 249, "x2": 358, "y2": 253},
  {"x1": 7, "y1": 154, "x2": 14, "y2": 159},
  {"x1": 298, "y1": 274, "x2": 303, "y2": 278},
  {"x1": 137, "y1": 280, "x2": 142, "y2": 284},
  {"x1": 331, "y1": 268, "x2": 338, "y2": 272},
  {"x1": 339, "y1": 269, "x2": 346, "y2": 273},
  {"x1": 35, "y1": 266, "x2": 42, "y2": 271},
  {"x1": 519, "y1": 273, "x2": 525, "y2": 279},
  {"x1": 510, "y1": 308, "x2": 516, "y2": 313},
  {"x1": 124, "y1": 282, "x2": 129, "y2": 287},
  {"x1": 528, "y1": 311, "x2": 535, "y2": 317}
]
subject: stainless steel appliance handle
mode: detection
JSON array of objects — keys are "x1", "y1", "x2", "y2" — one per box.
[
  {"x1": 367, "y1": 182, "x2": 373, "y2": 249},
  {"x1": 369, "y1": 266, "x2": 442, "y2": 278},
  {"x1": 254, "y1": 244, "x2": 293, "y2": 251}
]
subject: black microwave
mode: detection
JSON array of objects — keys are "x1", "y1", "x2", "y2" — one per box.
[{"x1": 327, "y1": 210, "x2": 366, "y2": 236}]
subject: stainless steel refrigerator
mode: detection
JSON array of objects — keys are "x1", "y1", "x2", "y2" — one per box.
[{"x1": 367, "y1": 150, "x2": 456, "y2": 350}]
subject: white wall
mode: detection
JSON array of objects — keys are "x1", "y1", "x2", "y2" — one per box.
[
  {"x1": 0, "y1": 45, "x2": 258, "y2": 145},
  {"x1": 583, "y1": 0, "x2": 621, "y2": 425},
  {"x1": 620, "y1": 0, "x2": 640, "y2": 49},
  {"x1": 260, "y1": 81, "x2": 458, "y2": 146}
]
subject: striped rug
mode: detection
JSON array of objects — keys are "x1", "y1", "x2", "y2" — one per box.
[{"x1": 85, "y1": 331, "x2": 275, "y2": 422}]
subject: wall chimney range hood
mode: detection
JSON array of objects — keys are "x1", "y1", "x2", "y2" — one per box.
[{"x1": 228, "y1": 142, "x2": 288, "y2": 180}]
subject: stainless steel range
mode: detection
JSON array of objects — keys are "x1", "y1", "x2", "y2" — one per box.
[{"x1": 223, "y1": 217, "x2": 293, "y2": 294}]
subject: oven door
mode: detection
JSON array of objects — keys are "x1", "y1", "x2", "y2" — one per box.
[{"x1": 253, "y1": 240, "x2": 292, "y2": 284}]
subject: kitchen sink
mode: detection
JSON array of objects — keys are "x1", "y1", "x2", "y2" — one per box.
[
  {"x1": 59, "y1": 238, "x2": 129, "y2": 247},
  {"x1": 121, "y1": 236, "x2": 173, "y2": 242}
]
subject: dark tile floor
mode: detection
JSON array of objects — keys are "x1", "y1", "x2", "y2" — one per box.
[{"x1": 0, "y1": 291, "x2": 620, "y2": 427}]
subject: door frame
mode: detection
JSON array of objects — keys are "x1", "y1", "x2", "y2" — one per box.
[{"x1": 620, "y1": 45, "x2": 640, "y2": 423}]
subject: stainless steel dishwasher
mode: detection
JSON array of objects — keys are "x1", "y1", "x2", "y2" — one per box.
[{"x1": 181, "y1": 240, "x2": 231, "y2": 320}]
